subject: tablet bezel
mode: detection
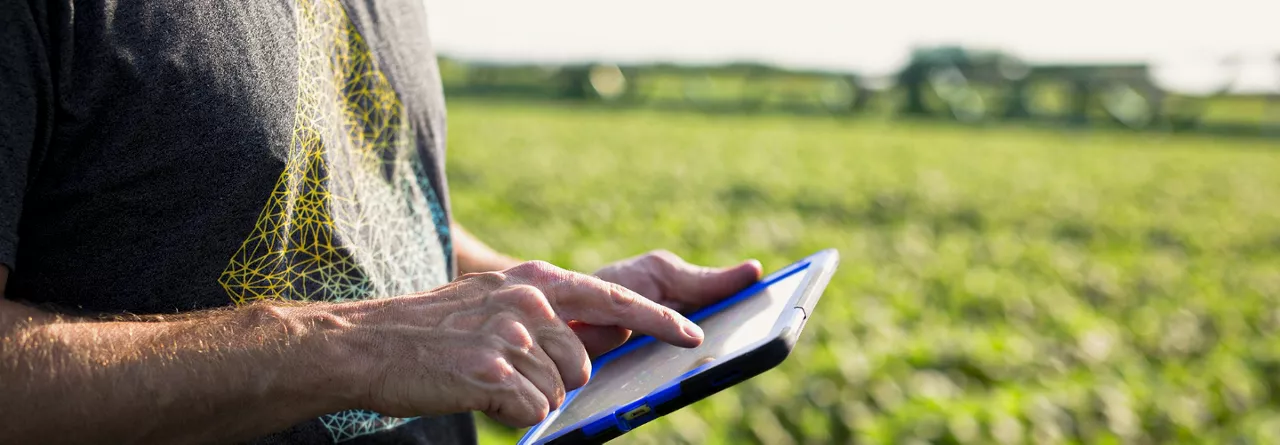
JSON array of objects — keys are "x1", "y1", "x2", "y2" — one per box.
[{"x1": 518, "y1": 248, "x2": 839, "y2": 445}]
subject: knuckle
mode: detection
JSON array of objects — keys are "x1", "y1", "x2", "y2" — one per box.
[
  {"x1": 605, "y1": 283, "x2": 636, "y2": 313},
  {"x1": 494, "y1": 319, "x2": 535, "y2": 351},
  {"x1": 643, "y1": 250, "x2": 682, "y2": 274},
  {"x1": 497, "y1": 285, "x2": 556, "y2": 320},
  {"x1": 510, "y1": 260, "x2": 550, "y2": 274},
  {"x1": 470, "y1": 352, "x2": 516, "y2": 385},
  {"x1": 509, "y1": 260, "x2": 565, "y2": 283},
  {"x1": 646, "y1": 249, "x2": 678, "y2": 264},
  {"x1": 464, "y1": 271, "x2": 508, "y2": 287},
  {"x1": 657, "y1": 305, "x2": 680, "y2": 326},
  {"x1": 526, "y1": 260, "x2": 557, "y2": 271},
  {"x1": 505, "y1": 284, "x2": 543, "y2": 300}
]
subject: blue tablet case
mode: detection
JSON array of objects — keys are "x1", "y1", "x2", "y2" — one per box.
[{"x1": 519, "y1": 249, "x2": 838, "y2": 445}]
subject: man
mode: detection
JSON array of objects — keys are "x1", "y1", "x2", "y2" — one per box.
[{"x1": 0, "y1": 0, "x2": 762, "y2": 443}]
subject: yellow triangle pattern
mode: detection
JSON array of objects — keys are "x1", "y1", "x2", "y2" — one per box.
[{"x1": 218, "y1": 0, "x2": 449, "y2": 441}]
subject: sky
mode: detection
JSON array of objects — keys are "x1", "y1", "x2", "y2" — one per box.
[{"x1": 422, "y1": 0, "x2": 1280, "y2": 93}]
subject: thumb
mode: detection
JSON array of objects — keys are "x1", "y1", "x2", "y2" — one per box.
[{"x1": 670, "y1": 259, "x2": 764, "y2": 306}]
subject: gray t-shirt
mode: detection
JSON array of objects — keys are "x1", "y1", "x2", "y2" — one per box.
[{"x1": 1, "y1": 0, "x2": 471, "y2": 443}]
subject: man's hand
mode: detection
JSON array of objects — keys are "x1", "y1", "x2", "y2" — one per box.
[
  {"x1": 580, "y1": 250, "x2": 763, "y2": 356},
  {"x1": 318, "y1": 261, "x2": 704, "y2": 428}
]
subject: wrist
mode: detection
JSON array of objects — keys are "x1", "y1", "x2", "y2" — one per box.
[{"x1": 246, "y1": 303, "x2": 364, "y2": 414}]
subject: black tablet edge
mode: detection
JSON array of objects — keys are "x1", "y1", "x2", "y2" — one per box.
[{"x1": 545, "y1": 336, "x2": 795, "y2": 445}]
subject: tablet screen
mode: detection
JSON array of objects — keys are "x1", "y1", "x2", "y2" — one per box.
[{"x1": 537, "y1": 268, "x2": 810, "y2": 438}]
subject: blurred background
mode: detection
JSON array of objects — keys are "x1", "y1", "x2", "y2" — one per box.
[{"x1": 423, "y1": 0, "x2": 1280, "y2": 443}]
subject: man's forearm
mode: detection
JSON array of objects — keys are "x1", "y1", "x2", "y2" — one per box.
[
  {"x1": 0, "y1": 298, "x2": 352, "y2": 444},
  {"x1": 453, "y1": 223, "x2": 520, "y2": 274},
  {"x1": 2, "y1": 223, "x2": 522, "y2": 443}
]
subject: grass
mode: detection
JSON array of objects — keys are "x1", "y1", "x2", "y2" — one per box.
[{"x1": 444, "y1": 98, "x2": 1280, "y2": 444}]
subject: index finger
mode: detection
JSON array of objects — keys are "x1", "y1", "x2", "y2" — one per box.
[{"x1": 542, "y1": 273, "x2": 704, "y2": 348}]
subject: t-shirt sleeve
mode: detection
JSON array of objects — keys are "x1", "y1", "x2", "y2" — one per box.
[{"x1": 0, "y1": 1, "x2": 51, "y2": 270}]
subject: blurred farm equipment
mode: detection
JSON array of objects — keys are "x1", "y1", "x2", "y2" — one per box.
[{"x1": 439, "y1": 46, "x2": 1280, "y2": 138}]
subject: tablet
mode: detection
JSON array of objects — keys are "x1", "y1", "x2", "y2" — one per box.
[{"x1": 518, "y1": 248, "x2": 840, "y2": 445}]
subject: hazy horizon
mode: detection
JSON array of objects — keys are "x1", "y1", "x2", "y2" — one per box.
[{"x1": 423, "y1": 0, "x2": 1280, "y2": 94}]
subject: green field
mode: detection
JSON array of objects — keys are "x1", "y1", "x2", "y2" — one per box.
[{"x1": 445, "y1": 98, "x2": 1280, "y2": 444}]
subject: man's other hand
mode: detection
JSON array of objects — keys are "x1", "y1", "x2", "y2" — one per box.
[{"x1": 582, "y1": 250, "x2": 763, "y2": 357}]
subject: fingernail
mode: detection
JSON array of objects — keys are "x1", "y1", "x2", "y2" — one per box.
[{"x1": 683, "y1": 321, "x2": 704, "y2": 339}]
